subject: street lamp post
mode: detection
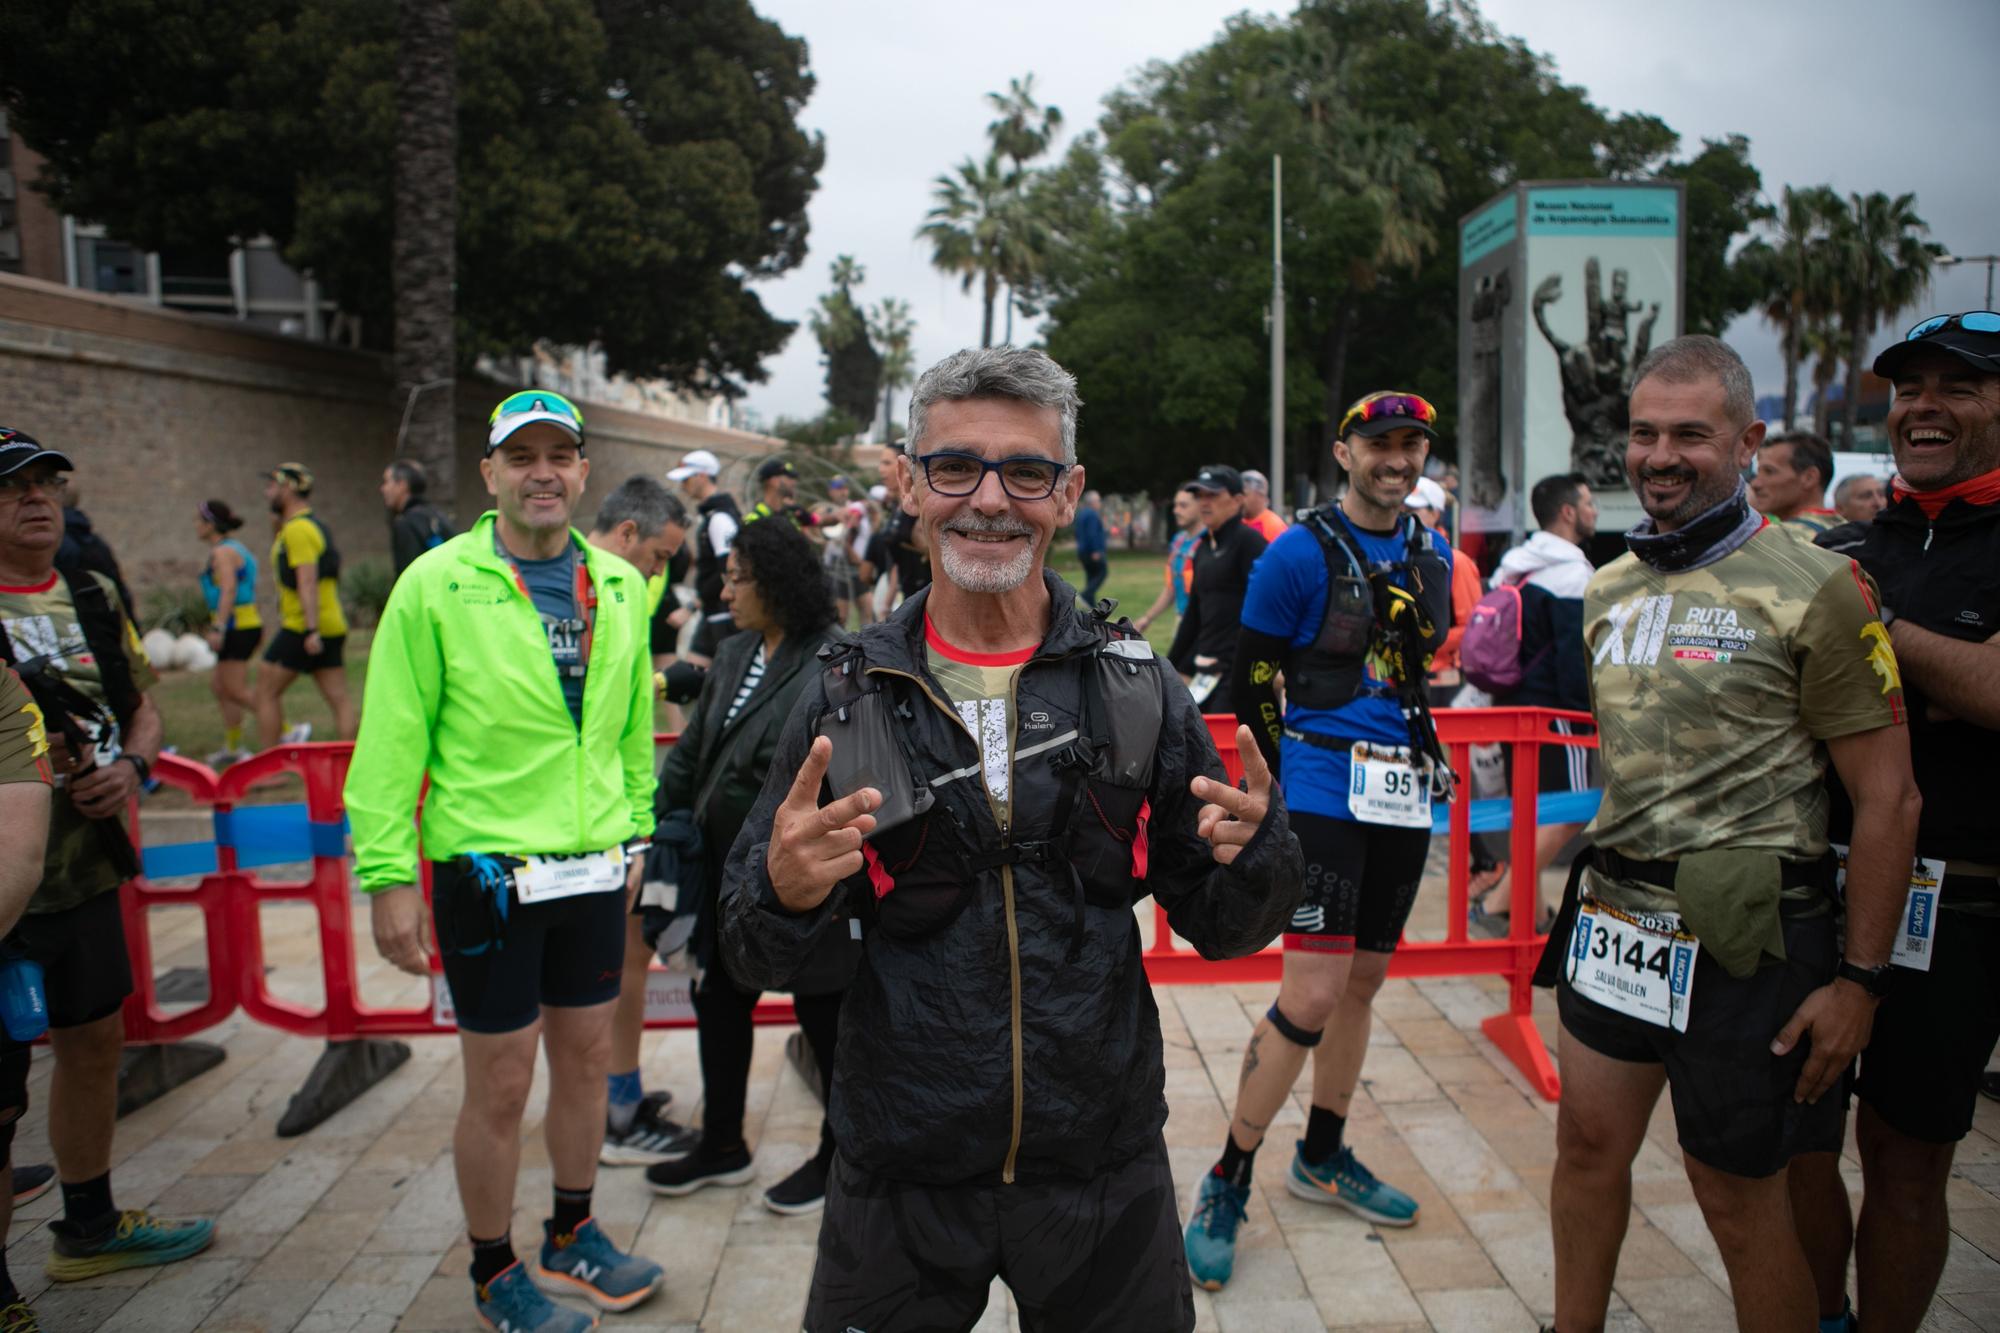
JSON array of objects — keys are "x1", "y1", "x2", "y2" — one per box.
[{"x1": 1939, "y1": 253, "x2": 1999, "y2": 310}]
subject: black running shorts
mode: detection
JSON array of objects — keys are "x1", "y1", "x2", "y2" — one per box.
[
  {"x1": 217, "y1": 626, "x2": 262, "y2": 662},
  {"x1": 1853, "y1": 901, "x2": 2000, "y2": 1144},
  {"x1": 263, "y1": 629, "x2": 345, "y2": 673},
  {"x1": 1282, "y1": 811, "x2": 1430, "y2": 955},
  {"x1": 12, "y1": 887, "x2": 134, "y2": 1030},
  {"x1": 430, "y1": 859, "x2": 626, "y2": 1035},
  {"x1": 1557, "y1": 907, "x2": 1845, "y2": 1178},
  {"x1": 688, "y1": 613, "x2": 738, "y2": 662},
  {"x1": 805, "y1": 1137, "x2": 1194, "y2": 1333}
]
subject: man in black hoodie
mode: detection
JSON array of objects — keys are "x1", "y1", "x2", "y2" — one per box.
[
  {"x1": 380, "y1": 459, "x2": 456, "y2": 581},
  {"x1": 719, "y1": 347, "x2": 1302, "y2": 1333}
]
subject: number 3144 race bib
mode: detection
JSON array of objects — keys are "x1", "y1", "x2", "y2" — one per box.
[{"x1": 1565, "y1": 898, "x2": 1699, "y2": 1032}]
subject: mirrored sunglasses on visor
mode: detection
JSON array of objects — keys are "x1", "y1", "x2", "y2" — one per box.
[
  {"x1": 1905, "y1": 311, "x2": 2000, "y2": 340},
  {"x1": 1338, "y1": 391, "x2": 1438, "y2": 438},
  {"x1": 487, "y1": 390, "x2": 585, "y2": 452}
]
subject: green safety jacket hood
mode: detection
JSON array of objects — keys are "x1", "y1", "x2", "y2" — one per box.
[{"x1": 344, "y1": 511, "x2": 657, "y2": 891}]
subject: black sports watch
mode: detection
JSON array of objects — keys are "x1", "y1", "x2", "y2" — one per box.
[
  {"x1": 118, "y1": 753, "x2": 152, "y2": 785},
  {"x1": 1836, "y1": 958, "x2": 1895, "y2": 998}
]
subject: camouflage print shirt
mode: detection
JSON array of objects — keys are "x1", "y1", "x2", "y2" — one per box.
[{"x1": 1584, "y1": 521, "x2": 1905, "y2": 912}]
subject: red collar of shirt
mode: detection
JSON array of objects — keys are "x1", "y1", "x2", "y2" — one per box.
[
  {"x1": 1892, "y1": 466, "x2": 2000, "y2": 519},
  {"x1": 0, "y1": 570, "x2": 58, "y2": 595},
  {"x1": 924, "y1": 613, "x2": 1036, "y2": 667}
]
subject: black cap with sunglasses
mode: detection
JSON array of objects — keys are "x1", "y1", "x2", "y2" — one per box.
[
  {"x1": 0, "y1": 428, "x2": 74, "y2": 479},
  {"x1": 1874, "y1": 311, "x2": 2000, "y2": 380}
]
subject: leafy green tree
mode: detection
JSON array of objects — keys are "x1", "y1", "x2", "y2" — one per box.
[
  {"x1": 0, "y1": 0, "x2": 823, "y2": 396},
  {"x1": 1828, "y1": 190, "x2": 1940, "y2": 444},
  {"x1": 869, "y1": 298, "x2": 917, "y2": 436},
  {"x1": 808, "y1": 256, "x2": 881, "y2": 427},
  {"x1": 918, "y1": 153, "x2": 1021, "y2": 348},
  {"x1": 1660, "y1": 135, "x2": 1773, "y2": 337}
]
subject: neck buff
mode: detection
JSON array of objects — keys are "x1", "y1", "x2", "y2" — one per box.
[
  {"x1": 1892, "y1": 464, "x2": 2000, "y2": 519},
  {"x1": 1623, "y1": 478, "x2": 1765, "y2": 573}
]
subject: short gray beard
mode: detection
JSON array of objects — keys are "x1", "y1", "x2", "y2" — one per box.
[{"x1": 936, "y1": 515, "x2": 1038, "y2": 594}]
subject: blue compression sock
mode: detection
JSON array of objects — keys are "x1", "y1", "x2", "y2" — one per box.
[{"x1": 607, "y1": 1068, "x2": 643, "y2": 1133}]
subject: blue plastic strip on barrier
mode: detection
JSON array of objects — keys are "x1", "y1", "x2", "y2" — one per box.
[
  {"x1": 1431, "y1": 789, "x2": 1602, "y2": 835},
  {"x1": 140, "y1": 803, "x2": 351, "y2": 880}
]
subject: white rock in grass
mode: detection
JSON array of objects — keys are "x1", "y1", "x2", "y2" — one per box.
[
  {"x1": 176, "y1": 634, "x2": 217, "y2": 672},
  {"x1": 142, "y1": 628, "x2": 180, "y2": 669}
]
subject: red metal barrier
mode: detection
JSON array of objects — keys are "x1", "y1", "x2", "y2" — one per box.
[
  {"x1": 127, "y1": 711, "x2": 1588, "y2": 1100},
  {"x1": 1157, "y1": 708, "x2": 1590, "y2": 1099}
]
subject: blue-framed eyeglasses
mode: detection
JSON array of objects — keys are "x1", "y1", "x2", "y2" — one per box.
[
  {"x1": 913, "y1": 451, "x2": 1068, "y2": 500},
  {"x1": 1906, "y1": 311, "x2": 2000, "y2": 341}
]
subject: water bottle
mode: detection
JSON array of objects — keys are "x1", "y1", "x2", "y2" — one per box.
[{"x1": 0, "y1": 952, "x2": 49, "y2": 1043}]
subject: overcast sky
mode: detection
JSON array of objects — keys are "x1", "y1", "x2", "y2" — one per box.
[{"x1": 740, "y1": 0, "x2": 2000, "y2": 433}]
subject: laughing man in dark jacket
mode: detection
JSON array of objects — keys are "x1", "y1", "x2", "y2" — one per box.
[{"x1": 718, "y1": 346, "x2": 1304, "y2": 1333}]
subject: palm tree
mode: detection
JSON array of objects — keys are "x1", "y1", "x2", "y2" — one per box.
[
  {"x1": 869, "y1": 298, "x2": 917, "y2": 438},
  {"x1": 393, "y1": 0, "x2": 457, "y2": 505},
  {"x1": 1829, "y1": 191, "x2": 1939, "y2": 445},
  {"x1": 985, "y1": 75, "x2": 1063, "y2": 343},
  {"x1": 1802, "y1": 316, "x2": 1844, "y2": 440},
  {"x1": 918, "y1": 154, "x2": 1017, "y2": 348},
  {"x1": 1755, "y1": 185, "x2": 1843, "y2": 430}
]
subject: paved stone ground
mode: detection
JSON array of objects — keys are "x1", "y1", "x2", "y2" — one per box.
[{"x1": 13, "y1": 866, "x2": 2000, "y2": 1331}]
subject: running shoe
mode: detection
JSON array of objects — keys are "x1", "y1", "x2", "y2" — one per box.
[
  {"x1": 1287, "y1": 1141, "x2": 1420, "y2": 1227},
  {"x1": 474, "y1": 1260, "x2": 595, "y2": 1332},
  {"x1": 644, "y1": 1143, "x2": 754, "y2": 1197},
  {"x1": 11, "y1": 1164, "x2": 53, "y2": 1207},
  {"x1": 531, "y1": 1218, "x2": 661, "y2": 1313},
  {"x1": 44, "y1": 1210, "x2": 216, "y2": 1281},
  {"x1": 0, "y1": 1297, "x2": 35, "y2": 1332},
  {"x1": 1182, "y1": 1168, "x2": 1250, "y2": 1291},
  {"x1": 762, "y1": 1152, "x2": 830, "y2": 1216},
  {"x1": 203, "y1": 748, "x2": 251, "y2": 771},
  {"x1": 599, "y1": 1101, "x2": 699, "y2": 1166},
  {"x1": 279, "y1": 722, "x2": 313, "y2": 745}
]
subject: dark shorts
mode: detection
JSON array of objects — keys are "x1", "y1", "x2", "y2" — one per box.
[
  {"x1": 264, "y1": 629, "x2": 346, "y2": 673},
  {"x1": 1283, "y1": 811, "x2": 1430, "y2": 955},
  {"x1": 430, "y1": 858, "x2": 627, "y2": 1035},
  {"x1": 1853, "y1": 902, "x2": 2000, "y2": 1144},
  {"x1": 688, "y1": 613, "x2": 738, "y2": 662},
  {"x1": 0, "y1": 1036, "x2": 28, "y2": 1159},
  {"x1": 12, "y1": 887, "x2": 135, "y2": 1030},
  {"x1": 1504, "y1": 718, "x2": 1599, "y2": 795},
  {"x1": 217, "y1": 625, "x2": 263, "y2": 662},
  {"x1": 805, "y1": 1137, "x2": 1194, "y2": 1333},
  {"x1": 1557, "y1": 907, "x2": 1844, "y2": 1178}
]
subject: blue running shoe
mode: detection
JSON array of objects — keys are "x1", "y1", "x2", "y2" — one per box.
[
  {"x1": 1287, "y1": 1141, "x2": 1419, "y2": 1227},
  {"x1": 532, "y1": 1218, "x2": 662, "y2": 1313},
  {"x1": 1183, "y1": 1168, "x2": 1250, "y2": 1291},
  {"x1": 475, "y1": 1261, "x2": 595, "y2": 1332},
  {"x1": 44, "y1": 1210, "x2": 216, "y2": 1281}
]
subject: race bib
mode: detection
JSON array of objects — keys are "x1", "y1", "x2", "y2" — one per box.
[
  {"x1": 513, "y1": 846, "x2": 626, "y2": 904},
  {"x1": 1188, "y1": 672, "x2": 1222, "y2": 707},
  {"x1": 1565, "y1": 897, "x2": 1699, "y2": 1032},
  {"x1": 1348, "y1": 742, "x2": 1431, "y2": 829},
  {"x1": 1831, "y1": 842, "x2": 1943, "y2": 973}
]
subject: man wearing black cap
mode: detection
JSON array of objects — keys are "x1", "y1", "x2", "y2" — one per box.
[
  {"x1": 0, "y1": 430, "x2": 218, "y2": 1309},
  {"x1": 743, "y1": 456, "x2": 820, "y2": 534},
  {"x1": 1791, "y1": 312, "x2": 2000, "y2": 1333},
  {"x1": 1167, "y1": 464, "x2": 1267, "y2": 715}
]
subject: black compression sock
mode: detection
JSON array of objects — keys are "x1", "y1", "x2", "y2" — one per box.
[
  {"x1": 1217, "y1": 1134, "x2": 1258, "y2": 1189},
  {"x1": 1303, "y1": 1105, "x2": 1347, "y2": 1164},
  {"x1": 470, "y1": 1233, "x2": 516, "y2": 1289},
  {"x1": 58, "y1": 1172, "x2": 116, "y2": 1235},
  {"x1": 550, "y1": 1184, "x2": 592, "y2": 1239}
]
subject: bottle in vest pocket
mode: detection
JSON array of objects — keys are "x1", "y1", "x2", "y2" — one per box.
[
  {"x1": 817, "y1": 661, "x2": 934, "y2": 837},
  {"x1": 0, "y1": 951, "x2": 48, "y2": 1043}
]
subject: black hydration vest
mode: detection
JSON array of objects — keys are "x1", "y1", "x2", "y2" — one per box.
[
  {"x1": 0, "y1": 567, "x2": 142, "y2": 733},
  {"x1": 1284, "y1": 507, "x2": 1450, "y2": 711},
  {"x1": 814, "y1": 609, "x2": 1166, "y2": 956},
  {"x1": 275, "y1": 512, "x2": 341, "y2": 589},
  {"x1": 693, "y1": 492, "x2": 742, "y2": 617}
]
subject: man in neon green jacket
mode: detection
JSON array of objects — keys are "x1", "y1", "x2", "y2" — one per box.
[{"x1": 345, "y1": 389, "x2": 663, "y2": 1333}]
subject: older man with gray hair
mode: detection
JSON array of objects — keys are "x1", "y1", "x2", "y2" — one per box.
[
  {"x1": 1240, "y1": 467, "x2": 1288, "y2": 543},
  {"x1": 717, "y1": 345, "x2": 1304, "y2": 1332}
]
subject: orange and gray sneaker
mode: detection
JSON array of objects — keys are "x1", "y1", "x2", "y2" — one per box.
[{"x1": 44, "y1": 1210, "x2": 216, "y2": 1281}]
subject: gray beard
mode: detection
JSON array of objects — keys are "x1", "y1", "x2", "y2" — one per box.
[{"x1": 937, "y1": 526, "x2": 1037, "y2": 594}]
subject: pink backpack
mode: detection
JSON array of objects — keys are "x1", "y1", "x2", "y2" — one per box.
[{"x1": 1460, "y1": 584, "x2": 1545, "y2": 695}]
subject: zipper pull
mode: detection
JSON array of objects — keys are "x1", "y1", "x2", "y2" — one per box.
[{"x1": 1925, "y1": 524, "x2": 1935, "y2": 551}]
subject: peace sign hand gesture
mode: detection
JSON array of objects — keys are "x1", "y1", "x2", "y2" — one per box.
[
  {"x1": 1191, "y1": 725, "x2": 1276, "y2": 866},
  {"x1": 767, "y1": 735, "x2": 881, "y2": 913}
]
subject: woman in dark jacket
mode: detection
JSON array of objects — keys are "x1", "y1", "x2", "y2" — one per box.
[{"x1": 644, "y1": 517, "x2": 849, "y2": 1215}]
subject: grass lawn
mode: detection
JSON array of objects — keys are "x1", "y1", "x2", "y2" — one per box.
[{"x1": 145, "y1": 547, "x2": 1182, "y2": 762}]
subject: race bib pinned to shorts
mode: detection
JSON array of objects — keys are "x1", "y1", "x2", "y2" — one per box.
[
  {"x1": 1348, "y1": 742, "x2": 1431, "y2": 829},
  {"x1": 513, "y1": 846, "x2": 626, "y2": 904},
  {"x1": 1831, "y1": 842, "x2": 1942, "y2": 973},
  {"x1": 1566, "y1": 897, "x2": 1699, "y2": 1032}
]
